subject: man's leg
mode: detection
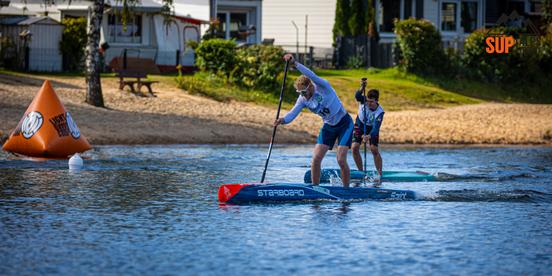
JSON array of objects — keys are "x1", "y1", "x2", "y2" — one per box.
[
  {"x1": 337, "y1": 146, "x2": 350, "y2": 188},
  {"x1": 370, "y1": 144, "x2": 382, "y2": 177},
  {"x1": 351, "y1": 142, "x2": 363, "y2": 171},
  {"x1": 311, "y1": 144, "x2": 329, "y2": 185}
]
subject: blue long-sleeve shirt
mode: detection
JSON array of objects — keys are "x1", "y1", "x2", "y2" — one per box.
[
  {"x1": 355, "y1": 90, "x2": 384, "y2": 136},
  {"x1": 282, "y1": 62, "x2": 347, "y2": 126}
]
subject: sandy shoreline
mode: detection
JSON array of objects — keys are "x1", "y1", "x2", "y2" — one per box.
[{"x1": 1, "y1": 73, "x2": 551, "y2": 146}]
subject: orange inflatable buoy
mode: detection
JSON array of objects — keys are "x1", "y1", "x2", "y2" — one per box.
[{"x1": 2, "y1": 80, "x2": 91, "y2": 158}]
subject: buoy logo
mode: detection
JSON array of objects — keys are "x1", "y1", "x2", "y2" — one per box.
[
  {"x1": 21, "y1": 111, "x2": 43, "y2": 139},
  {"x1": 66, "y1": 112, "x2": 81, "y2": 139}
]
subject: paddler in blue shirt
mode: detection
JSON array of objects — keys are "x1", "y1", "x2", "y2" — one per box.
[
  {"x1": 351, "y1": 82, "x2": 384, "y2": 183},
  {"x1": 274, "y1": 54, "x2": 354, "y2": 187}
]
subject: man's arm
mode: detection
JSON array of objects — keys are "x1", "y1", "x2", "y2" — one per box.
[
  {"x1": 294, "y1": 62, "x2": 330, "y2": 89},
  {"x1": 281, "y1": 98, "x2": 305, "y2": 124}
]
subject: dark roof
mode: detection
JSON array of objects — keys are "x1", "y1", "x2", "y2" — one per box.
[
  {"x1": 18, "y1": 16, "x2": 60, "y2": 25},
  {"x1": 0, "y1": 16, "x2": 60, "y2": 25},
  {"x1": 0, "y1": 15, "x2": 27, "y2": 25}
]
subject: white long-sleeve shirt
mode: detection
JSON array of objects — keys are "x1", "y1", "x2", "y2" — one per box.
[{"x1": 282, "y1": 62, "x2": 347, "y2": 126}]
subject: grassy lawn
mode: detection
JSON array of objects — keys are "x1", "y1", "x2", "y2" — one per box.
[
  {"x1": 159, "y1": 68, "x2": 485, "y2": 112},
  {"x1": 316, "y1": 68, "x2": 481, "y2": 111}
]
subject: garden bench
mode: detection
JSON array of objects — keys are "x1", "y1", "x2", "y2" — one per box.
[{"x1": 110, "y1": 56, "x2": 160, "y2": 97}]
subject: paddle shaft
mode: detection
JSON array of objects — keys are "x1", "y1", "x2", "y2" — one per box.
[
  {"x1": 261, "y1": 60, "x2": 290, "y2": 183},
  {"x1": 361, "y1": 78, "x2": 368, "y2": 184}
]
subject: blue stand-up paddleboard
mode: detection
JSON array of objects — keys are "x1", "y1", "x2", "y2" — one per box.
[
  {"x1": 304, "y1": 169, "x2": 437, "y2": 183},
  {"x1": 218, "y1": 183, "x2": 416, "y2": 204}
]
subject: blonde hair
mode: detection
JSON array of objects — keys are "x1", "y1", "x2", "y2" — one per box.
[{"x1": 294, "y1": 75, "x2": 311, "y2": 90}]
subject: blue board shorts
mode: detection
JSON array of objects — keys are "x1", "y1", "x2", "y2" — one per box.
[{"x1": 317, "y1": 114, "x2": 354, "y2": 150}]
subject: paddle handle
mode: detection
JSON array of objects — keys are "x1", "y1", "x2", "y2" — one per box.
[
  {"x1": 361, "y1": 77, "x2": 368, "y2": 184},
  {"x1": 261, "y1": 59, "x2": 290, "y2": 183}
]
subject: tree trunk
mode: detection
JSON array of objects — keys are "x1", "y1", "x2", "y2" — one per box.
[{"x1": 85, "y1": 0, "x2": 105, "y2": 107}]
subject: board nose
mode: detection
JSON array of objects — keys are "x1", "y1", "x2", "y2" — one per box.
[{"x1": 218, "y1": 184, "x2": 248, "y2": 203}]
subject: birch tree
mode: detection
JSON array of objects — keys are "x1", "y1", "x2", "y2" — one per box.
[{"x1": 84, "y1": 0, "x2": 105, "y2": 107}]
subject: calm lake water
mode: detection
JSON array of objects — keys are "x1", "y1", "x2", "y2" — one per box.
[{"x1": 1, "y1": 145, "x2": 551, "y2": 275}]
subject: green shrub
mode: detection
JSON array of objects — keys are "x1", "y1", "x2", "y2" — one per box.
[
  {"x1": 232, "y1": 45, "x2": 285, "y2": 90},
  {"x1": 186, "y1": 40, "x2": 199, "y2": 50},
  {"x1": 60, "y1": 17, "x2": 87, "y2": 72},
  {"x1": 194, "y1": 40, "x2": 286, "y2": 91},
  {"x1": 445, "y1": 47, "x2": 463, "y2": 77},
  {"x1": 346, "y1": 55, "x2": 364, "y2": 69},
  {"x1": 463, "y1": 27, "x2": 541, "y2": 83},
  {"x1": 192, "y1": 39, "x2": 293, "y2": 100},
  {"x1": 394, "y1": 18, "x2": 448, "y2": 75},
  {"x1": 194, "y1": 39, "x2": 237, "y2": 78}
]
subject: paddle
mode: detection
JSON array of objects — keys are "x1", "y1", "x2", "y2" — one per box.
[
  {"x1": 260, "y1": 59, "x2": 291, "y2": 183},
  {"x1": 360, "y1": 77, "x2": 368, "y2": 185}
]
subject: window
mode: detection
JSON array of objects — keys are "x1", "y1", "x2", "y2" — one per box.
[
  {"x1": 530, "y1": 1, "x2": 543, "y2": 14},
  {"x1": 441, "y1": 2, "x2": 457, "y2": 32},
  {"x1": 378, "y1": 0, "x2": 400, "y2": 32},
  {"x1": 461, "y1": 1, "x2": 478, "y2": 33},
  {"x1": 404, "y1": 0, "x2": 413, "y2": 19},
  {"x1": 377, "y1": 0, "x2": 417, "y2": 33},
  {"x1": 107, "y1": 14, "x2": 142, "y2": 44},
  {"x1": 229, "y1": 13, "x2": 247, "y2": 41},
  {"x1": 507, "y1": 1, "x2": 526, "y2": 15},
  {"x1": 215, "y1": 13, "x2": 227, "y2": 39},
  {"x1": 217, "y1": 12, "x2": 249, "y2": 42}
]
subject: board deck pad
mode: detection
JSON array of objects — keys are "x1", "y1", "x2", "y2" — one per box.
[{"x1": 304, "y1": 169, "x2": 437, "y2": 183}]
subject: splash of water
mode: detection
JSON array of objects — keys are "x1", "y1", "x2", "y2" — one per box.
[{"x1": 328, "y1": 170, "x2": 343, "y2": 186}]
